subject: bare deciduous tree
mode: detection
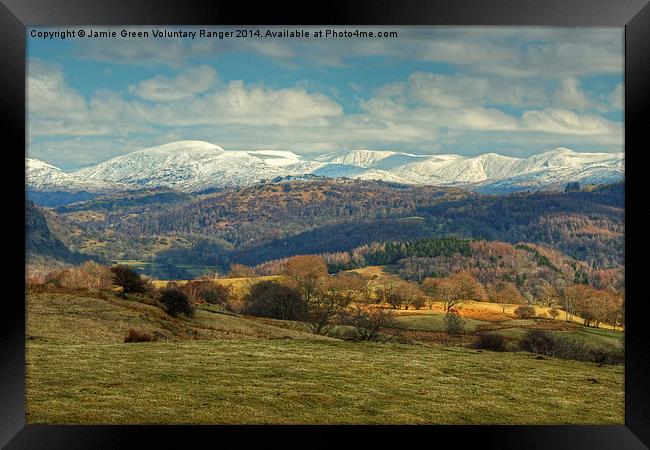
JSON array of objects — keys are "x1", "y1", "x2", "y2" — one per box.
[{"x1": 345, "y1": 305, "x2": 397, "y2": 341}]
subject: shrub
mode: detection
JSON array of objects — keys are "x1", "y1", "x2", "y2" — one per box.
[
  {"x1": 243, "y1": 281, "x2": 305, "y2": 320},
  {"x1": 474, "y1": 334, "x2": 507, "y2": 351},
  {"x1": 514, "y1": 305, "x2": 536, "y2": 319},
  {"x1": 228, "y1": 263, "x2": 256, "y2": 278},
  {"x1": 44, "y1": 269, "x2": 65, "y2": 287},
  {"x1": 408, "y1": 294, "x2": 427, "y2": 310},
  {"x1": 182, "y1": 280, "x2": 231, "y2": 305},
  {"x1": 159, "y1": 288, "x2": 194, "y2": 317},
  {"x1": 548, "y1": 308, "x2": 560, "y2": 319},
  {"x1": 519, "y1": 330, "x2": 623, "y2": 364},
  {"x1": 110, "y1": 265, "x2": 150, "y2": 295},
  {"x1": 444, "y1": 310, "x2": 465, "y2": 335},
  {"x1": 343, "y1": 305, "x2": 397, "y2": 341},
  {"x1": 124, "y1": 329, "x2": 155, "y2": 343},
  {"x1": 519, "y1": 330, "x2": 556, "y2": 355},
  {"x1": 37, "y1": 262, "x2": 114, "y2": 292}
]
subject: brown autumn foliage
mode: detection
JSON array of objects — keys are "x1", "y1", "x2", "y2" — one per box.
[
  {"x1": 124, "y1": 329, "x2": 156, "y2": 343},
  {"x1": 422, "y1": 272, "x2": 485, "y2": 311},
  {"x1": 228, "y1": 263, "x2": 256, "y2": 278},
  {"x1": 182, "y1": 280, "x2": 232, "y2": 305},
  {"x1": 41, "y1": 261, "x2": 114, "y2": 292},
  {"x1": 284, "y1": 255, "x2": 329, "y2": 302},
  {"x1": 487, "y1": 281, "x2": 525, "y2": 305},
  {"x1": 569, "y1": 286, "x2": 622, "y2": 328}
]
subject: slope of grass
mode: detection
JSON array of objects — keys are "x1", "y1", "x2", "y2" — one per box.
[
  {"x1": 26, "y1": 290, "x2": 334, "y2": 344},
  {"x1": 394, "y1": 312, "x2": 489, "y2": 332},
  {"x1": 26, "y1": 339, "x2": 623, "y2": 425},
  {"x1": 26, "y1": 288, "x2": 624, "y2": 425}
]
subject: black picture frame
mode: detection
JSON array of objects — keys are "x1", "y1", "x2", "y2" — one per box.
[{"x1": 2, "y1": 0, "x2": 648, "y2": 448}]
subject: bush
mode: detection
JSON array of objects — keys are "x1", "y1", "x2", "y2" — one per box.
[
  {"x1": 514, "y1": 305, "x2": 536, "y2": 319},
  {"x1": 159, "y1": 288, "x2": 194, "y2": 317},
  {"x1": 408, "y1": 295, "x2": 427, "y2": 310},
  {"x1": 243, "y1": 281, "x2": 305, "y2": 320},
  {"x1": 444, "y1": 310, "x2": 464, "y2": 335},
  {"x1": 38, "y1": 262, "x2": 114, "y2": 292},
  {"x1": 474, "y1": 334, "x2": 507, "y2": 351},
  {"x1": 110, "y1": 265, "x2": 150, "y2": 295},
  {"x1": 124, "y1": 329, "x2": 155, "y2": 343},
  {"x1": 343, "y1": 305, "x2": 397, "y2": 341},
  {"x1": 519, "y1": 330, "x2": 556, "y2": 354},
  {"x1": 548, "y1": 308, "x2": 561, "y2": 319},
  {"x1": 519, "y1": 330, "x2": 623, "y2": 364},
  {"x1": 182, "y1": 280, "x2": 231, "y2": 305}
]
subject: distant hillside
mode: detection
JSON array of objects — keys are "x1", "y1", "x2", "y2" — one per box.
[
  {"x1": 118, "y1": 179, "x2": 473, "y2": 244},
  {"x1": 25, "y1": 200, "x2": 90, "y2": 266},
  {"x1": 416, "y1": 182, "x2": 624, "y2": 265},
  {"x1": 27, "y1": 190, "x2": 99, "y2": 208},
  {"x1": 252, "y1": 236, "x2": 623, "y2": 293},
  {"x1": 29, "y1": 179, "x2": 624, "y2": 276}
]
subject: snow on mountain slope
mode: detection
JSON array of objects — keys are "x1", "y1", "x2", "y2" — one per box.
[
  {"x1": 473, "y1": 163, "x2": 624, "y2": 193},
  {"x1": 338, "y1": 147, "x2": 622, "y2": 188},
  {"x1": 72, "y1": 141, "x2": 294, "y2": 191},
  {"x1": 316, "y1": 149, "x2": 399, "y2": 168},
  {"x1": 244, "y1": 150, "x2": 303, "y2": 167},
  {"x1": 26, "y1": 158, "x2": 119, "y2": 192},
  {"x1": 309, "y1": 163, "x2": 413, "y2": 184},
  {"x1": 506, "y1": 147, "x2": 622, "y2": 175},
  {"x1": 31, "y1": 141, "x2": 624, "y2": 194},
  {"x1": 380, "y1": 153, "x2": 515, "y2": 185}
]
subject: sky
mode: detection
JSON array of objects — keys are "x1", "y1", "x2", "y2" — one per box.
[{"x1": 27, "y1": 26, "x2": 624, "y2": 170}]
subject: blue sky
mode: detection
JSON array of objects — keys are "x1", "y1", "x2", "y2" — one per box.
[{"x1": 27, "y1": 26, "x2": 624, "y2": 170}]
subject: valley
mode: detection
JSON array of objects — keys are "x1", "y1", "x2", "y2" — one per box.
[{"x1": 24, "y1": 141, "x2": 626, "y2": 425}]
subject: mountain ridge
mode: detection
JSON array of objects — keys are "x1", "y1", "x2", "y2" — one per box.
[{"x1": 27, "y1": 141, "x2": 624, "y2": 195}]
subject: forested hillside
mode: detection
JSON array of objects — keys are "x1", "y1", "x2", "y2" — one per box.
[
  {"x1": 28, "y1": 180, "x2": 624, "y2": 274},
  {"x1": 26, "y1": 201, "x2": 89, "y2": 266}
]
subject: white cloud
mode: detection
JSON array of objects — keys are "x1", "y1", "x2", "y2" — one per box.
[
  {"x1": 610, "y1": 83, "x2": 624, "y2": 110},
  {"x1": 27, "y1": 51, "x2": 624, "y2": 167},
  {"x1": 521, "y1": 108, "x2": 619, "y2": 135},
  {"x1": 128, "y1": 65, "x2": 218, "y2": 101},
  {"x1": 27, "y1": 59, "x2": 87, "y2": 120},
  {"x1": 28, "y1": 64, "x2": 344, "y2": 138},
  {"x1": 553, "y1": 78, "x2": 594, "y2": 110},
  {"x1": 70, "y1": 27, "x2": 623, "y2": 79}
]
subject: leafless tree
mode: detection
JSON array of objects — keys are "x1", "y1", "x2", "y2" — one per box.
[{"x1": 345, "y1": 305, "x2": 397, "y2": 341}]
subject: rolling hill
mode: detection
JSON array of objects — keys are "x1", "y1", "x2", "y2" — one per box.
[{"x1": 26, "y1": 179, "x2": 624, "y2": 277}]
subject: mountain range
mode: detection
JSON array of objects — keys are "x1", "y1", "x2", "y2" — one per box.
[{"x1": 26, "y1": 140, "x2": 624, "y2": 195}]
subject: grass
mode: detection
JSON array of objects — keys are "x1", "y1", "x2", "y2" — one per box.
[
  {"x1": 26, "y1": 339, "x2": 623, "y2": 425},
  {"x1": 26, "y1": 290, "x2": 334, "y2": 344},
  {"x1": 395, "y1": 312, "x2": 489, "y2": 332},
  {"x1": 390, "y1": 303, "x2": 623, "y2": 352},
  {"x1": 25, "y1": 288, "x2": 624, "y2": 425}
]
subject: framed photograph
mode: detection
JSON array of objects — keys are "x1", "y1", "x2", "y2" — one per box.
[{"x1": 3, "y1": 0, "x2": 649, "y2": 447}]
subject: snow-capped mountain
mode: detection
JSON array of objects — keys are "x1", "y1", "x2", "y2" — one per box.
[
  {"x1": 72, "y1": 141, "x2": 295, "y2": 192},
  {"x1": 316, "y1": 149, "x2": 402, "y2": 168},
  {"x1": 26, "y1": 140, "x2": 624, "y2": 195},
  {"x1": 26, "y1": 158, "x2": 120, "y2": 192}
]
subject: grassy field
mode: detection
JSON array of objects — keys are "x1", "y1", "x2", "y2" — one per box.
[
  {"x1": 26, "y1": 339, "x2": 623, "y2": 424},
  {"x1": 395, "y1": 312, "x2": 490, "y2": 333},
  {"x1": 26, "y1": 288, "x2": 624, "y2": 424},
  {"x1": 26, "y1": 290, "x2": 333, "y2": 343},
  {"x1": 392, "y1": 304, "x2": 623, "y2": 351}
]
